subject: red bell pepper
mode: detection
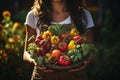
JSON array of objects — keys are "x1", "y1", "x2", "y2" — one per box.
[
  {"x1": 58, "y1": 42, "x2": 68, "y2": 52},
  {"x1": 72, "y1": 35, "x2": 82, "y2": 44}
]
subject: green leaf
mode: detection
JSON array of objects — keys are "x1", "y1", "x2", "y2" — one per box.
[
  {"x1": 81, "y1": 43, "x2": 92, "y2": 56},
  {"x1": 36, "y1": 56, "x2": 44, "y2": 67},
  {"x1": 81, "y1": 43, "x2": 98, "y2": 57}
]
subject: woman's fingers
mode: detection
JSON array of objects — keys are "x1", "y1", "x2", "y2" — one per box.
[
  {"x1": 36, "y1": 65, "x2": 54, "y2": 72},
  {"x1": 68, "y1": 60, "x2": 89, "y2": 72},
  {"x1": 68, "y1": 52, "x2": 94, "y2": 72},
  {"x1": 30, "y1": 59, "x2": 37, "y2": 66}
]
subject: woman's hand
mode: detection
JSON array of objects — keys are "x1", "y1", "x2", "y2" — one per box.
[
  {"x1": 36, "y1": 66, "x2": 54, "y2": 72},
  {"x1": 23, "y1": 51, "x2": 37, "y2": 66},
  {"x1": 30, "y1": 58, "x2": 37, "y2": 66},
  {"x1": 68, "y1": 61, "x2": 89, "y2": 72},
  {"x1": 23, "y1": 26, "x2": 37, "y2": 65}
]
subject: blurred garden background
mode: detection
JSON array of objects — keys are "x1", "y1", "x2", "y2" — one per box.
[{"x1": 0, "y1": 0, "x2": 120, "y2": 80}]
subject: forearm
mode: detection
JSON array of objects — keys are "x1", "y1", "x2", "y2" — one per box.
[
  {"x1": 23, "y1": 26, "x2": 37, "y2": 65},
  {"x1": 23, "y1": 29, "x2": 31, "y2": 62},
  {"x1": 23, "y1": 51, "x2": 32, "y2": 62}
]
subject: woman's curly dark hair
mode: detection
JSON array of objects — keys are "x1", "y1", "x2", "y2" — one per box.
[{"x1": 32, "y1": 0, "x2": 87, "y2": 33}]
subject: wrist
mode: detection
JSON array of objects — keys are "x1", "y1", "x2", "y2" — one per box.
[
  {"x1": 24, "y1": 51, "x2": 37, "y2": 65},
  {"x1": 23, "y1": 51, "x2": 32, "y2": 62},
  {"x1": 30, "y1": 58, "x2": 34, "y2": 63}
]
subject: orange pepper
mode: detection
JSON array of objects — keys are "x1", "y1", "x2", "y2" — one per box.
[
  {"x1": 51, "y1": 35, "x2": 60, "y2": 44},
  {"x1": 42, "y1": 31, "x2": 52, "y2": 39}
]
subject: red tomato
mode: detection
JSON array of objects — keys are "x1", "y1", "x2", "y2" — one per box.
[
  {"x1": 51, "y1": 49, "x2": 61, "y2": 58},
  {"x1": 61, "y1": 33, "x2": 69, "y2": 39},
  {"x1": 58, "y1": 55, "x2": 71, "y2": 66},
  {"x1": 58, "y1": 42, "x2": 67, "y2": 52}
]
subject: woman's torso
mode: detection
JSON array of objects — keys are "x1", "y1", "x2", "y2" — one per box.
[{"x1": 25, "y1": 9, "x2": 94, "y2": 80}]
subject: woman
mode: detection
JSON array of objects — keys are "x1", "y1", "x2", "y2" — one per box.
[{"x1": 23, "y1": 0, "x2": 95, "y2": 80}]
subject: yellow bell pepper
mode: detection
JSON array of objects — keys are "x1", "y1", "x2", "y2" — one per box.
[
  {"x1": 67, "y1": 40, "x2": 76, "y2": 50},
  {"x1": 70, "y1": 28, "x2": 79, "y2": 36}
]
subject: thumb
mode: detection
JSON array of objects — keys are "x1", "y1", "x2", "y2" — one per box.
[{"x1": 30, "y1": 59, "x2": 37, "y2": 66}]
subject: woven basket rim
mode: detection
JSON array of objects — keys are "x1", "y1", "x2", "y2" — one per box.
[{"x1": 44, "y1": 55, "x2": 89, "y2": 71}]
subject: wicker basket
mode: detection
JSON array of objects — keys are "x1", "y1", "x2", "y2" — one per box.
[{"x1": 44, "y1": 54, "x2": 89, "y2": 71}]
